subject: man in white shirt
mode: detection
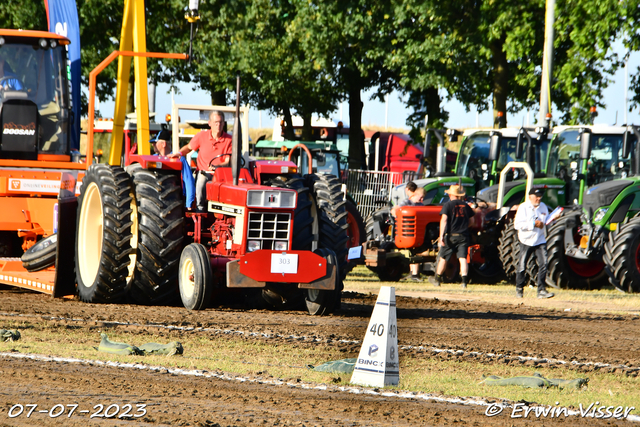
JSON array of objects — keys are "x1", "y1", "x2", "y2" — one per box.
[{"x1": 513, "y1": 188, "x2": 554, "y2": 299}]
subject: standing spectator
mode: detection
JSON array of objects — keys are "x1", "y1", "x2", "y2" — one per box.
[
  {"x1": 513, "y1": 188, "x2": 554, "y2": 299},
  {"x1": 429, "y1": 184, "x2": 475, "y2": 288}
]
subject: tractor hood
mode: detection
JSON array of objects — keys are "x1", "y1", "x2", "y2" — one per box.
[
  {"x1": 477, "y1": 181, "x2": 522, "y2": 204},
  {"x1": 583, "y1": 179, "x2": 634, "y2": 217}
]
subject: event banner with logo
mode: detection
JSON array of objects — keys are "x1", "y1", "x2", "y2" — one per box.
[{"x1": 44, "y1": 0, "x2": 81, "y2": 150}]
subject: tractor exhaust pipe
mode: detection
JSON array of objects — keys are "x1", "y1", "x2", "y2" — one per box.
[{"x1": 231, "y1": 73, "x2": 242, "y2": 186}]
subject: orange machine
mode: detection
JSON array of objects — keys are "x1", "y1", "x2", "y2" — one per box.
[
  {"x1": 363, "y1": 202, "x2": 500, "y2": 282},
  {"x1": 0, "y1": 29, "x2": 88, "y2": 296}
]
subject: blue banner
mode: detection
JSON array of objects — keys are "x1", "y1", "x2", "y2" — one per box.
[{"x1": 46, "y1": 0, "x2": 81, "y2": 150}]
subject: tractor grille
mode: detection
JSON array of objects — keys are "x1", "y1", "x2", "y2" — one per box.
[
  {"x1": 399, "y1": 215, "x2": 416, "y2": 238},
  {"x1": 247, "y1": 212, "x2": 291, "y2": 249}
]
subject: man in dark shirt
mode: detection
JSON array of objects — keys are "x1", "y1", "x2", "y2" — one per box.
[{"x1": 429, "y1": 184, "x2": 475, "y2": 288}]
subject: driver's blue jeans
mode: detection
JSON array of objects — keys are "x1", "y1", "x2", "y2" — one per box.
[{"x1": 196, "y1": 171, "x2": 213, "y2": 211}]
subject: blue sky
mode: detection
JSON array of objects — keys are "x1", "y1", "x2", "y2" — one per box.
[{"x1": 97, "y1": 48, "x2": 640, "y2": 132}]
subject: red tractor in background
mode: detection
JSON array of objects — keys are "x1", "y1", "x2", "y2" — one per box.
[{"x1": 363, "y1": 191, "x2": 502, "y2": 283}]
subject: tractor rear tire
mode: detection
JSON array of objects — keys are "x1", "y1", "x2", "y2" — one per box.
[
  {"x1": 305, "y1": 173, "x2": 349, "y2": 310},
  {"x1": 305, "y1": 248, "x2": 340, "y2": 315},
  {"x1": 21, "y1": 234, "x2": 57, "y2": 272},
  {"x1": 498, "y1": 217, "x2": 518, "y2": 282},
  {"x1": 129, "y1": 169, "x2": 185, "y2": 305},
  {"x1": 75, "y1": 164, "x2": 136, "y2": 303},
  {"x1": 345, "y1": 200, "x2": 365, "y2": 272},
  {"x1": 604, "y1": 217, "x2": 640, "y2": 293},
  {"x1": 546, "y1": 213, "x2": 607, "y2": 290},
  {"x1": 179, "y1": 243, "x2": 212, "y2": 310},
  {"x1": 377, "y1": 258, "x2": 405, "y2": 282},
  {"x1": 365, "y1": 207, "x2": 392, "y2": 241},
  {"x1": 345, "y1": 200, "x2": 365, "y2": 248}
]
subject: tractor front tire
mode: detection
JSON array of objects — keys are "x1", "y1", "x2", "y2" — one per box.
[
  {"x1": 546, "y1": 213, "x2": 607, "y2": 290},
  {"x1": 179, "y1": 243, "x2": 212, "y2": 310},
  {"x1": 75, "y1": 164, "x2": 136, "y2": 303},
  {"x1": 21, "y1": 234, "x2": 57, "y2": 272},
  {"x1": 305, "y1": 248, "x2": 340, "y2": 316},
  {"x1": 604, "y1": 217, "x2": 640, "y2": 293},
  {"x1": 129, "y1": 169, "x2": 185, "y2": 305},
  {"x1": 365, "y1": 207, "x2": 392, "y2": 241}
]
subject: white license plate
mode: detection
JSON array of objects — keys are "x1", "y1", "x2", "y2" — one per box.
[{"x1": 270, "y1": 253, "x2": 298, "y2": 274}]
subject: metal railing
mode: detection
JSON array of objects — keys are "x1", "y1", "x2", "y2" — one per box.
[{"x1": 344, "y1": 169, "x2": 425, "y2": 219}]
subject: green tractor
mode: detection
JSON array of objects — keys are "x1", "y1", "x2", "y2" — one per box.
[
  {"x1": 489, "y1": 124, "x2": 635, "y2": 288},
  {"x1": 544, "y1": 125, "x2": 639, "y2": 291},
  {"x1": 389, "y1": 127, "x2": 549, "y2": 208}
]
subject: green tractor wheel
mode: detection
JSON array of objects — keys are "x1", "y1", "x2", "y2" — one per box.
[
  {"x1": 604, "y1": 217, "x2": 640, "y2": 293},
  {"x1": 546, "y1": 213, "x2": 607, "y2": 290},
  {"x1": 497, "y1": 217, "x2": 519, "y2": 282}
]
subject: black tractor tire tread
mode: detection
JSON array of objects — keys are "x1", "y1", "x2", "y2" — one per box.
[
  {"x1": 21, "y1": 234, "x2": 57, "y2": 271},
  {"x1": 365, "y1": 207, "x2": 391, "y2": 241},
  {"x1": 497, "y1": 217, "x2": 519, "y2": 281},
  {"x1": 305, "y1": 173, "x2": 349, "y2": 313},
  {"x1": 546, "y1": 213, "x2": 607, "y2": 290},
  {"x1": 305, "y1": 248, "x2": 339, "y2": 316},
  {"x1": 76, "y1": 164, "x2": 135, "y2": 303},
  {"x1": 305, "y1": 174, "x2": 349, "y2": 276},
  {"x1": 129, "y1": 169, "x2": 185, "y2": 305},
  {"x1": 604, "y1": 217, "x2": 640, "y2": 293}
]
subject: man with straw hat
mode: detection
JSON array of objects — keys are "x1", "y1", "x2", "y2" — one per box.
[{"x1": 429, "y1": 184, "x2": 475, "y2": 288}]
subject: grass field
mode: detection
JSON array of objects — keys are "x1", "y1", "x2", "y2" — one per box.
[{"x1": 345, "y1": 266, "x2": 640, "y2": 315}]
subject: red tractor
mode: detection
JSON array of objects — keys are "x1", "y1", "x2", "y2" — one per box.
[
  {"x1": 363, "y1": 199, "x2": 503, "y2": 283},
  {"x1": 76, "y1": 67, "x2": 349, "y2": 315},
  {"x1": 177, "y1": 158, "x2": 349, "y2": 315}
]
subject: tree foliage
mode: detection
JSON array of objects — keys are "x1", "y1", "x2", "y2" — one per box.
[{"x1": 2, "y1": 0, "x2": 635, "y2": 145}]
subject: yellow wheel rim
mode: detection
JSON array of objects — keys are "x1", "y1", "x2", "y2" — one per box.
[
  {"x1": 126, "y1": 190, "x2": 138, "y2": 284},
  {"x1": 181, "y1": 257, "x2": 195, "y2": 299},
  {"x1": 78, "y1": 182, "x2": 103, "y2": 287}
]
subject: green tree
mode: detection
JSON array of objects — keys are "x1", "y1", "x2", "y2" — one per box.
[
  {"x1": 0, "y1": 0, "x2": 47, "y2": 30},
  {"x1": 552, "y1": 0, "x2": 625, "y2": 124},
  {"x1": 392, "y1": 0, "x2": 625, "y2": 129},
  {"x1": 294, "y1": 0, "x2": 397, "y2": 169}
]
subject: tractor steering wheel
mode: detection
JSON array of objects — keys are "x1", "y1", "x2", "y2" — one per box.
[
  {"x1": 0, "y1": 76, "x2": 25, "y2": 93},
  {"x1": 208, "y1": 152, "x2": 245, "y2": 170}
]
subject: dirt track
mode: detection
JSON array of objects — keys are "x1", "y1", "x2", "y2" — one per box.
[{"x1": 0, "y1": 286, "x2": 639, "y2": 426}]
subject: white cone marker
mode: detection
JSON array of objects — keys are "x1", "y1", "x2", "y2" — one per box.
[{"x1": 350, "y1": 286, "x2": 399, "y2": 387}]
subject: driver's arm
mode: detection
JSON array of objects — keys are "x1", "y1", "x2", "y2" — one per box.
[{"x1": 169, "y1": 144, "x2": 192, "y2": 159}]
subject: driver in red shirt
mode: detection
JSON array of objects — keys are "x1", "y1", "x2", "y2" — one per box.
[{"x1": 170, "y1": 110, "x2": 232, "y2": 211}]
